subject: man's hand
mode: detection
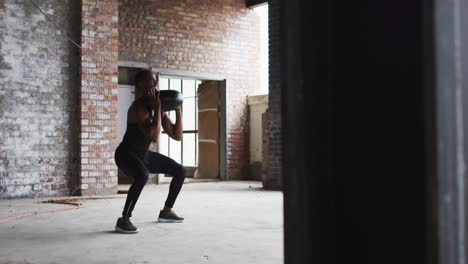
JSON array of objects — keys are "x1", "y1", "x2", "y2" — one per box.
[{"x1": 146, "y1": 88, "x2": 160, "y2": 111}]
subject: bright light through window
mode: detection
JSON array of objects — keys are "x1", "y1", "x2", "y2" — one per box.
[{"x1": 158, "y1": 77, "x2": 200, "y2": 168}]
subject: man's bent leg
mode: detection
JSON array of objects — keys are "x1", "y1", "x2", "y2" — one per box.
[
  {"x1": 145, "y1": 151, "x2": 186, "y2": 208},
  {"x1": 114, "y1": 149, "x2": 149, "y2": 233},
  {"x1": 115, "y1": 150, "x2": 149, "y2": 218},
  {"x1": 122, "y1": 173, "x2": 148, "y2": 217},
  {"x1": 165, "y1": 164, "x2": 186, "y2": 208}
]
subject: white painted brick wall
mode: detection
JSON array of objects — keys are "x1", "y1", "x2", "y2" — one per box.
[{"x1": 0, "y1": 1, "x2": 81, "y2": 198}]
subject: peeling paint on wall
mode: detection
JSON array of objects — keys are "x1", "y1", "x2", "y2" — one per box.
[{"x1": 0, "y1": 0, "x2": 81, "y2": 198}]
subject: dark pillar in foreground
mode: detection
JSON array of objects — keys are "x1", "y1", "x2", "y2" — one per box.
[{"x1": 282, "y1": 0, "x2": 430, "y2": 262}]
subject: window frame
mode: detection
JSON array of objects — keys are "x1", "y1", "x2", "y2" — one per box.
[{"x1": 159, "y1": 76, "x2": 201, "y2": 168}]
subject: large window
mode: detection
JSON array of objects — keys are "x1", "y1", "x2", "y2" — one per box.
[{"x1": 158, "y1": 76, "x2": 200, "y2": 167}]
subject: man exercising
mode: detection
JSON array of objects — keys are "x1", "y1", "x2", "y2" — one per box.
[{"x1": 115, "y1": 70, "x2": 185, "y2": 234}]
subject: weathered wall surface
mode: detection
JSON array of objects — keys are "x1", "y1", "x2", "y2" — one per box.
[
  {"x1": 80, "y1": 0, "x2": 119, "y2": 195},
  {"x1": 267, "y1": 0, "x2": 282, "y2": 189},
  {"x1": 0, "y1": 0, "x2": 81, "y2": 198}
]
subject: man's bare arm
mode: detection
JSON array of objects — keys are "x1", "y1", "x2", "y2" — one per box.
[
  {"x1": 162, "y1": 108, "x2": 182, "y2": 141},
  {"x1": 144, "y1": 94, "x2": 161, "y2": 143}
]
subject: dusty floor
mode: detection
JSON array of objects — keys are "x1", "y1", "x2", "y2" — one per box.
[{"x1": 0, "y1": 181, "x2": 283, "y2": 264}]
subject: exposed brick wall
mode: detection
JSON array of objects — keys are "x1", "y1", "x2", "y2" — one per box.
[
  {"x1": 267, "y1": 0, "x2": 282, "y2": 189},
  {"x1": 227, "y1": 128, "x2": 250, "y2": 179},
  {"x1": 80, "y1": 0, "x2": 119, "y2": 195},
  {"x1": 118, "y1": 0, "x2": 261, "y2": 180},
  {"x1": 0, "y1": 0, "x2": 81, "y2": 198},
  {"x1": 261, "y1": 111, "x2": 270, "y2": 187}
]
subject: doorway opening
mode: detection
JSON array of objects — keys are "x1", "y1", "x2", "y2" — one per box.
[{"x1": 157, "y1": 76, "x2": 223, "y2": 183}]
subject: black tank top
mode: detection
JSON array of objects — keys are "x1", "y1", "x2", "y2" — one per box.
[{"x1": 119, "y1": 104, "x2": 153, "y2": 159}]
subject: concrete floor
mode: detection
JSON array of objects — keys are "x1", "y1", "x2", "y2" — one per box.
[{"x1": 0, "y1": 181, "x2": 283, "y2": 264}]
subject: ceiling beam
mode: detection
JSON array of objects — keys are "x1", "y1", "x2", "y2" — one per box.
[{"x1": 246, "y1": 0, "x2": 267, "y2": 8}]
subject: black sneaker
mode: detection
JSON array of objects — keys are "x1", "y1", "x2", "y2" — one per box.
[
  {"x1": 115, "y1": 217, "x2": 139, "y2": 233},
  {"x1": 158, "y1": 210, "x2": 184, "y2": 223}
]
